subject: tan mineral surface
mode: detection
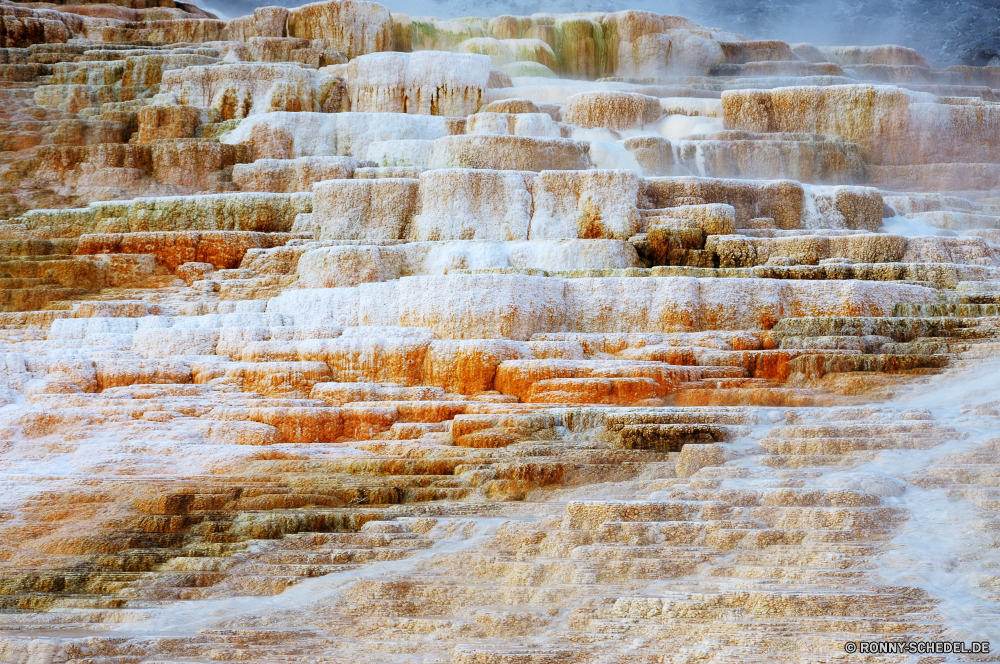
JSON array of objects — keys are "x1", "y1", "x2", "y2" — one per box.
[{"x1": 0, "y1": 0, "x2": 998, "y2": 661}]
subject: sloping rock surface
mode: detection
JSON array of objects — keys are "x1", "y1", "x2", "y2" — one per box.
[{"x1": 0, "y1": 0, "x2": 998, "y2": 661}]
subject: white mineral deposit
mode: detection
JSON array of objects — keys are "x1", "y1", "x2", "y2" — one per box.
[{"x1": 0, "y1": 0, "x2": 998, "y2": 661}]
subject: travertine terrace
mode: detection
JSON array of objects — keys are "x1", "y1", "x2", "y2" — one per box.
[{"x1": 0, "y1": 0, "x2": 999, "y2": 660}]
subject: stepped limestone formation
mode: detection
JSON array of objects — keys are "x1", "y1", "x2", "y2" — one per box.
[{"x1": 0, "y1": 0, "x2": 999, "y2": 661}]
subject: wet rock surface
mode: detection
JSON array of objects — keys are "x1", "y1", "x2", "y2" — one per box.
[{"x1": 0, "y1": 1, "x2": 999, "y2": 661}]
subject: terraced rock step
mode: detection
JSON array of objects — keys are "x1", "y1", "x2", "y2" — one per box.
[{"x1": 0, "y1": 0, "x2": 998, "y2": 661}]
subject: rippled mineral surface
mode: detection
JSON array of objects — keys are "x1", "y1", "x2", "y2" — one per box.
[{"x1": 0, "y1": 0, "x2": 999, "y2": 661}]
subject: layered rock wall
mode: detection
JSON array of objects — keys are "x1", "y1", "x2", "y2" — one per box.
[{"x1": 0, "y1": 0, "x2": 998, "y2": 661}]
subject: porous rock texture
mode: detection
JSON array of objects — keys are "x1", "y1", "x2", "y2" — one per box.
[{"x1": 0, "y1": 1, "x2": 999, "y2": 661}]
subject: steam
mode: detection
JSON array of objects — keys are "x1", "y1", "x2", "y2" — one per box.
[
  {"x1": 880, "y1": 215, "x2": 952, "y2": 237},
  {"x1": 199, "y1": 0, "x2": 996, "y2": 67},
  {"x1": 861, "y1": 361, "x2": 1000, "y2": 640},
  {"x1": 586, "y1": 141, "x2": 644, "y2": 171},
  {"x1": 197, "y1": 3, "x2": 230, "y2": 19},
  {"x1": 654, "y1": 115, "x2": 724, "y2": 142}
]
